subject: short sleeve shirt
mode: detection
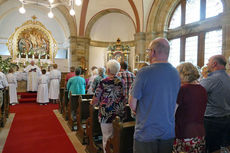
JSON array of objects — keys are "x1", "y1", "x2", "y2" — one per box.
[{"x1": 131, "y1": 63, "x2": 180, "y2": 142}]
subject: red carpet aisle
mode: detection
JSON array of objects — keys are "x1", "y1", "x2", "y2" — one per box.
[{"x1": 2, "y1": 103, "x2": 77, "y2": 153}]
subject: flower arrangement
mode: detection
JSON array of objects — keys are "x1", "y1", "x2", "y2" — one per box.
[{"x1": 0, "y1": 56, "x2": 17, "y2": 74}]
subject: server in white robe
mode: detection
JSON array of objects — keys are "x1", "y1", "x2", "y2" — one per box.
[
  {"x1": 24, "y1": 61, "x2": 41, "y2": 92},
  {"x1": 49, "y1": 64, "x2": 61, "y2": 103},
  {"x1": 37, "y1": 69, "x2": 49, "y2": 104},
  {"x1": 7, "y1": 69, "x2": 18, "y2": 105}
]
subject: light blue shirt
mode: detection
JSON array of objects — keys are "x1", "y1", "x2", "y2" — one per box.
[
  {"x1": 200, "y1": 70, "x2": 230, "y2": 117},
  {"x1": 131, "y1": 63, "x2": 180, "y2": 142},
  {"x1": 67, "y1": 76, "x2": 86, "y2": 96}
]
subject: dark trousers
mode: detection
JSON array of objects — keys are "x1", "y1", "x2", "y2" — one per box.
[
  {"x1": 134, "y1": 138, "x2": 174, "y2": 153},
  {"x1": 204, "y1": 116, "x2": 230, "y2": 153}
]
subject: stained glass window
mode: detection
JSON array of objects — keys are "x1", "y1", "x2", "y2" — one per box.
[
  {"x1": 206, "y1": 0, "x2": 223, "y2": 18},
  {"x1": 204, "y1": 29, "x2": 222, "y2": 64},
  {"x1": 169, "y1": 38, "x2": 180, "y2": 67},
  {"x1": 185, "y1": 36, "x2": 198, "y2": 65}
]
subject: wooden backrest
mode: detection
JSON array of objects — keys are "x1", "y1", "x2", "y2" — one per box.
[
  {"x1": 78, "y1": 94, "x2": 93, "y2": 120},
  {"x1": 69, "y1": 92, "x2": 80, "y2": 112},
  {"x1": 106, "y1": 116, "x2": 135, "y2": 153}
]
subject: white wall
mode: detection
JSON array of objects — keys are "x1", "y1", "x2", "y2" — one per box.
[
  {"x1": 90, "y1": 13, "x2": 135, "y2": 41},
  {"x1": 89, "y1": 46, "x2": 107, "y2": 70}
]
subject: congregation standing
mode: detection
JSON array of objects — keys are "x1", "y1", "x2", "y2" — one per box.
[{"x1": 2, "y1": 37, "x2": 230, "y2": 153}]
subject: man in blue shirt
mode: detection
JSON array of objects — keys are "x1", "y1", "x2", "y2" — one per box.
[
  {"x1": 200, "y1": 55, "x2": 230, "y2": 153},
  {"x1": 129, "y1": 37, "x2": 180, "y2": 153}
]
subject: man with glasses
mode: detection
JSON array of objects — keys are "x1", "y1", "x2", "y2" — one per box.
[{"x1": 129, "y1": 37, "x2": 180, "y2": 153}]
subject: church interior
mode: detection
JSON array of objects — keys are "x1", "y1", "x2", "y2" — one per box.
[{"x1": 0, "y1": 0, "x2": 229, "y2": 153}]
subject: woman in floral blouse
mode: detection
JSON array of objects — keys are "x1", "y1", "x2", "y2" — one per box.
[{"x1": 91, "y1": 59, "x2": 125, "y2": 153}]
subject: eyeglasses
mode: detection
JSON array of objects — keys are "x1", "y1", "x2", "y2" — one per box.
[{"x1": 145, "y1": 49, "x2": 152, "y2": 52}]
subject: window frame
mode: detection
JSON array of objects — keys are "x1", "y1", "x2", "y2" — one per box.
[{"x1": 167, "y1": 0, "x2": 223, "y2": 67}]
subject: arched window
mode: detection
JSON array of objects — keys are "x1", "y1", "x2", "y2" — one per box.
[
  {"x1": 169, "y1": 4, "x2": 181, "y2": 29},
  {"x1": 168, "y1": 0, "x2": 223, "y2": 67}
]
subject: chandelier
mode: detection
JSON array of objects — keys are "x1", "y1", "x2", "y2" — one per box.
[{"x1": 18, "y1": 0, "x2": 82, "y2": 18}]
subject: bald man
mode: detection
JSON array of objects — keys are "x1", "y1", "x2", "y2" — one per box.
[
  {"x1": 24, "y1": 61, "x2": 41, "y2": 92},
  {"x1": 200, "y1": 55, "x2": 230, "y2": 152},
  {"x1": 129, "y1": 38, "x2": 180, "y2": 153}
]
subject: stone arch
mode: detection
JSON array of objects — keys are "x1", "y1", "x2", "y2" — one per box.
[
  {"x1": 146, "y1": 0, "x2": 179, "y2": 35},
  {"x1": 85, "y1": 8, "x2": 137, "y2": 37},
  {"x1": 56, "y1": 5, "x2": 77, "y2": 37}
]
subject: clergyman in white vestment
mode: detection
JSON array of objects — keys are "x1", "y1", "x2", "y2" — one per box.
[
  {"x1": 24, "y1": 61, "x2": 41, "y2": 92},
  {"x1": 37, "y1": 69, "x2": 49, "y2": 104},
  {"x1": 49, "y1": 64, "x2": 61, "y2": 103},
  {"x1": 6, "y1": 69, "x2": 18, "y2": 105}
]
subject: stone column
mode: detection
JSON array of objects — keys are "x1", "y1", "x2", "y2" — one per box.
[
  {"x1": 69, "y1": 36, "x2": 77, "y2": 67},
  {"x1": 134, "y1": 32, "x2": 146, "y2": 62},
  {"x1": 69, "y1": 36, "x2": 90, "y2": 70}
]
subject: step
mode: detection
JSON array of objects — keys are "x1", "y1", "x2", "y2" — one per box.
[
  {"x1": 18, "y1": 98, "x2": 37, "y2": 103},
  {"x1": 18, "y1": 92, "x2": 37, "y2": 98}
]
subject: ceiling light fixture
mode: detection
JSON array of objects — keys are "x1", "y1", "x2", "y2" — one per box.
[{"x1": 18, "y1": 0, "x2": 82, "y2": 18}]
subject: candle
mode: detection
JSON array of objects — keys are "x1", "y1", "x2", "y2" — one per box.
[
  {"x1": 45, "y1": 54, "x2": 47, "y2": 60},
  {"x1": 39, "y1": 54, "x2": 41, "y2": 60},
  {"x1": 19, "y1": 53, "x2": 21, "y2": 60},
  {"x1": 32, "y1": 54, "x2": 34, "y2": 60},
  {"x1": 26, "y1": 54, "x2": 28, "y2": 61}
]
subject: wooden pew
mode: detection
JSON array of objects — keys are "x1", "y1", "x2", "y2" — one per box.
[
  {"x1": 62, "y1": 90, "x2": 69, "y2": 120},
  {"x1": 58, "y1": 87, "x2": 65, "y2": 114},
  {"x1": 67, "y1": 92, "x2": 80, "y2": 131},
  {"x1": 85, "y1": 105, "x2": 103, "y2": 153},
  {"x1": 106, "y1": 116, "x2": 135, "y2": 153},
  {"x1": 0, "y1": 88, "x2": 9, "y2": 127},
  {"x1": 76, "y1": 94, "x2": 94, "y2": 144}
]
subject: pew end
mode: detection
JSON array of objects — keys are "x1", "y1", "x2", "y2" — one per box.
[
  {"x1": 85, "y1": 105, "x2": 103, "y2": 153},
  {"x1": 67, "y1": 92, "x2": 80, "y2": 131},
  {"x1": 106, "y1": 116, "x2": 135, "y2": 153},
  {"x1": 76, "y1": 94, "x2": 93, "y2": 145}
]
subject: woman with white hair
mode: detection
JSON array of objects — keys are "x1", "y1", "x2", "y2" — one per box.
[
  {"x1": 92, "y1": 67, "x2": 106, "y2": 92},
  {"x1": 87, "y1": 67, "x2": 98, "y2": 94},
  {"x1": 91, "y1": 60, "x2": 125, "y2": 153}
]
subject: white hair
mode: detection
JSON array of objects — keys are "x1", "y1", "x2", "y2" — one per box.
[
  {"x1": 92, "y1": 69, "x2": 98, "y2": 76},
  {"x1": 106, "y1": 60, "x2": 120, "y2": 75}
]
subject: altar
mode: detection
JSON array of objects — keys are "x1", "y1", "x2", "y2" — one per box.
[{"x1": 7, "y1": 16, "x2": 57, "y2": 69}]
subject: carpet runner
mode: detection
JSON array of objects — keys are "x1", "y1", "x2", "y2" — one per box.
[
  {"x1": 2, "y1": 103, "x2": 77, "y2": 153},
  {"x1": 17, "y1": 92, "x2": 37, "y2": 103}
]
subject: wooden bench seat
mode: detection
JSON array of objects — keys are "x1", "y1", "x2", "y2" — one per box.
[
  {"x1": 76, "y1": 94, "x2": 93, "y2": 144},
  {"x1": 106, "y1": 116, "x2": 135, "y2": 153}
]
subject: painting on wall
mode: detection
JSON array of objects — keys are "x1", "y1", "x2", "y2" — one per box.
[{"x1": 18, "y1": 28, "x2": 50, "y2": 59}]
